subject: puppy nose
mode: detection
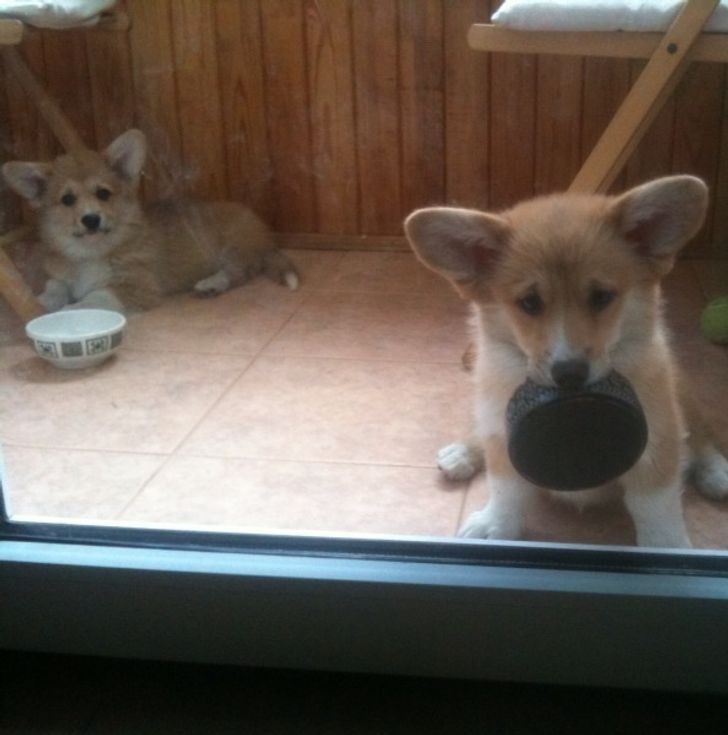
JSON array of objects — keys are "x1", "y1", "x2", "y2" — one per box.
[
  {"x1": 551, "y1": 359, "x2": 589, "y2": 390},
  {"x1": 81, "y1": 213, "x2": 101, "y2": 232}
]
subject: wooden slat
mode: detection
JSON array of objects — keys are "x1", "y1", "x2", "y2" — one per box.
[
  {"x1": 352, "y1": 0, "x2": 401, "y2": 234},
  {"x1": 0, "y1": 20, "x2": 23, "y2": 46},
  {"x1": 569, "y1": 0, "x2": 720, "y2": 194},
  {"x1": 41, "y1": 30, "x2": 96, "y2": 150},
  {"x1": 260, "y1": 0, "x2": 316, "y2": 232},
  {"x1": 398, "y1": 0, "x2": 445, "y2": 214},
  {"x1": 304, "y1": 0, "x2": 358, "y2": 234},
  {"x1": 0, "y1": 52, "x2": 22, "y2": 232},
  {"x1": 275, "y1": 232, "x2": 409, "y2": 251},
  {"x1": 127, "y1": 0, "x2": 183, "y2": 200},
  {"x1": 469, "y1": 24, "x2": 728, "y2": 64},
  {"x1": 580, "y1": 57, "x2": 631, "y2": 194},
  {"x1": 534, "y1": 55, "x2": 583, "y2": 194},
  {"x1": 444, "y1": 0, "x2": 491, "y2": 211},
  {"x1": 213, "y1": 0, "x2": 273, "y2": 221},
  {"x1": 672, "y1": 62, "x2": 724, "y2": 252},
  {"x1": 711, "y1": 68, "x2": 728, "y2": 255},
  {"x1": 85, "y1": 11, "x2": 136, "y2": 148},
  {"x1": 169, "y1": 0, "x2": 226, "y2": 201},
  {"x1": 488, "y1": 41, "x2": 536, "y2": 209},
  {"x1": 625, "y1": 58, "x2": 676, "y2": 186}
]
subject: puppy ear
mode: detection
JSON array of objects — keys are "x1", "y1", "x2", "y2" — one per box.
[
  {"x1": 610, "y1": 175, "x2": 708, "y2": 259},
  {"x1": 105, "y1": 129, "x2": 147, "y2": 182},
  {"x1": 2, "y1": 161, "x2": 52, "y2": 208},
  {"x1": 404, "y1": 207, "x2": 510, "y2": 296}
]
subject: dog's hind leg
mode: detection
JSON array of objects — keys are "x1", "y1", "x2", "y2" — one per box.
[{"x1": 681, "y1": 379, "x2": 728, "y2": 500}]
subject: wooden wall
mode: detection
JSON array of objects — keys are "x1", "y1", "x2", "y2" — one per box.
[{"x1": 1, "y1": 0, "x2": 728, "y2": 253}]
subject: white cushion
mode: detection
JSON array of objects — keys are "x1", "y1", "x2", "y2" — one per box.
[
  {"x1": 492, "y1": 0, "x2": 728, "y2": 33},
  {"x1": 0, "y1": 0, "x2": 116, "y2": 29}
]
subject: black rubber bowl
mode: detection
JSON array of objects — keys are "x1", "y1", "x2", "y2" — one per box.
[{"x1": 506, "y1": 371, "x2": 648, "y2": 491}]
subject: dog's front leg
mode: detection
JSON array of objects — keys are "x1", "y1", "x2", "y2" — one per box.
[
  {"x1": 457, "y1": 436, "x2": 534, "y2": 540},
  {"x1": 622, "y1": 457, "x2": 691, "y2": 549},
  {"x1": 63, "y1": 287, "x2": 125, "y2": 314},
  {"x1": 38, "y1": 279, "x2": 71, "y2": 312}
]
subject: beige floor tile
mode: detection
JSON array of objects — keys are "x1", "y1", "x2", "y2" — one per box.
[
  {"x1": 180, "y1": 356, "x2": 471, "y2": 466},
  {"x1": 125, "y1": 282, "x2": 299, "y2": 355},
  {"x1": 1, "y1": 445, "x2": 165, "y2": 520},
  {"x1": 0, "y1": 346, "x2": 251, "y2": 453},
  {"x1": 264, "y1": 291, "x2": 469, "y2": 362},
  {"x1": 121, "y1": 456, "x2": 465, "y2": 537}
]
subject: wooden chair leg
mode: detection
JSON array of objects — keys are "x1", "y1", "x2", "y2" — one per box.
[
  {"x1": 0, "y1": 227, "x2": 44, "y2": 322},
  {"x1": 1, "y1": 46, "x2": 85, "y2": 153},
  {"x1": 569, "y1": 0, "x2": 720, "y2": 194}
]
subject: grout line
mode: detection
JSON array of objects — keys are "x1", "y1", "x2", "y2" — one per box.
[{"x1": 115, "y1": 286, "x2": 314, "y2": 518}]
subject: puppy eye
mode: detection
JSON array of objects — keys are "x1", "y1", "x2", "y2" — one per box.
[
  {"x1": 60, "y1": 193, "x2": 76, "y2": 207},
  {"x1": 96, "y1": 187, "x2": 112, "y2": 201},
  {"x1": 517, "y1": 292, "x2": 544, "y2": 316},
  {"x1": 589, "y1": 288, "x2": 616, "y2": 312}
]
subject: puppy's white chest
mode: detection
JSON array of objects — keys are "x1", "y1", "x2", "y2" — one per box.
[{"x1": 69, "y1": 260, "x2": 113, "y2": 300}]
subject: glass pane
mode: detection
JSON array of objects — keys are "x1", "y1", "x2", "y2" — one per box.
[{"x1": 1, "y1": 1, "x2": 727, "y2": 553}]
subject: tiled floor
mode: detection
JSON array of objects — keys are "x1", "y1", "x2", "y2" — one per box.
[{"x1": 1, "y1": 250, "x2": 728, "y2": 547}]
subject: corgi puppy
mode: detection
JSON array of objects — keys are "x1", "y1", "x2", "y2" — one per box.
[
  {"x1": 405, "y1": 176, "x2": 728, "y2": 548},
  {"x1": 2, "y1": 129, "x2": 298, "y2": 314}
]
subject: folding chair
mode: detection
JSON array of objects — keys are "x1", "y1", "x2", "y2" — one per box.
[
  {"x1": 469, "y1": 0, "x2": 725, "y2": 195},
  {"x1": 0, "y1": 5, "x2": 129, "y2": 323}
]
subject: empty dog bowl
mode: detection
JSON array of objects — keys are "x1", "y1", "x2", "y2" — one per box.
[
  {"x1": 506, "y1": 371, "x2": 648, "y2": 490},
  {"x1": 26, "y1": 309, "x2": 126, "y2": 369}
]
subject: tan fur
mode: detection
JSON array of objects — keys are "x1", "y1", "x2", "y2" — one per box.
[
  {"x1": 2, "y1": 130, "x2": 298, "y2": 314},
  {"x1": 406, "y1": 176, "x2": 728, "y2": 547}
]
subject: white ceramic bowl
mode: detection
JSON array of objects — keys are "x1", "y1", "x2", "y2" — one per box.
[{"x1": 26, "y1": 309, "x2": 126, "y2": 369}]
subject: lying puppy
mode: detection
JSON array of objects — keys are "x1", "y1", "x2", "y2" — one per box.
[
  {"x1": 405, "y1": 176, "x2": 728, "y2": 548},
  {"x1": 2, "y1": 129, "x2": 298, "y2": 314}
]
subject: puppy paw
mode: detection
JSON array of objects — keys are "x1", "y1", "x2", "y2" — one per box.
[
  {"x1": 692, "y1": 449, "x2": 728, "y2": 500},
  {"x1": 457, "y1": 507, "x2": 521, "y2": 540},
  {"x1": 194, "y1": 271, "x2": 230, "y2": 298},
  {"x1": 437, "y1": 442, "x2": 484, "y2": 481}
]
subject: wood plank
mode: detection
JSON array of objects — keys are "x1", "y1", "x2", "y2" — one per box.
[
  {"x1": 260, "y1": 0, "x2": 316, "y2": 232},
  {"x1": 444, "y1": 0, "x2": 491, "y2": 211},
  {"x1": 398, "y1": 0, "x2": 445, "y2": 214},
  {"x1": 624, "y1": 58, "x2": 676, "y2": 186},
  {"x1": 41, "y1": 29, "x2": 97, "y2": 150},
  {"x1": 0, "y1": 58, "x2": 21, "y2": 232},
  {"x1": 0, "y1": 20, "x2": 23, "y2": 45},
  {"x1": 469, "y1": 25, "x2": 728, "y2": 64},
  {"x1": 213, "y1": 0, "x2": 273, "y2": 221},
  {"x1": 711, "y1": 67, "x2": 728, "y2": 256},
  {"x1": 304, "y1": 0, "x2": 358, "y2": 234},
  {"x1": 85, "y1": 12, "x2": 136, "y2": 149},
  {"x1": 351, "y1": 0, "x2": 402, "y2": 234},
  {"x1": 569, "y1": 0, "x2": 719, "y2": 194},
  {"x1": 169, "y1": 0, "x2": 226, "y2": 201},
  {"x1": 127, "y1": 0, "x2": 184, "y2": 201},
  {"x1": 581, "y1": 57, "x2": 631, "y2": 194},
  {"x1": 2, "y1": 31, "x2": 56, "y2": 162},
  {"x1": 534, "y1": 55, "x2": 583, "y2": 194},
  {"x1": 671, "y1": 61, "x2": 724, "y2": 252},
  {"x1": 274, "y1": 232, "x2": 409, "y2": 252},
  {"x1": 488, "y1": 38, "x2": 536, "y2": 208}
]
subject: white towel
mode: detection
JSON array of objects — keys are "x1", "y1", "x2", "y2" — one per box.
[
  {"x1": 492, "y1": 0, "x2": 728, "y2": 33},
  {"x1": 0, "y1": 0, "x2": 116, "y2": 29}
]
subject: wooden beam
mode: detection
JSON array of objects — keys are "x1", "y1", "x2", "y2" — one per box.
[
  {"x1": 569, "y1": 0, "x2": 720, "y2": 194},
  {"x1": 468, "y1": 24, "x2": 728, "y2": 64},
  {"x1": 0, "y1": 20, "x2": 24, "y2": 45}
]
